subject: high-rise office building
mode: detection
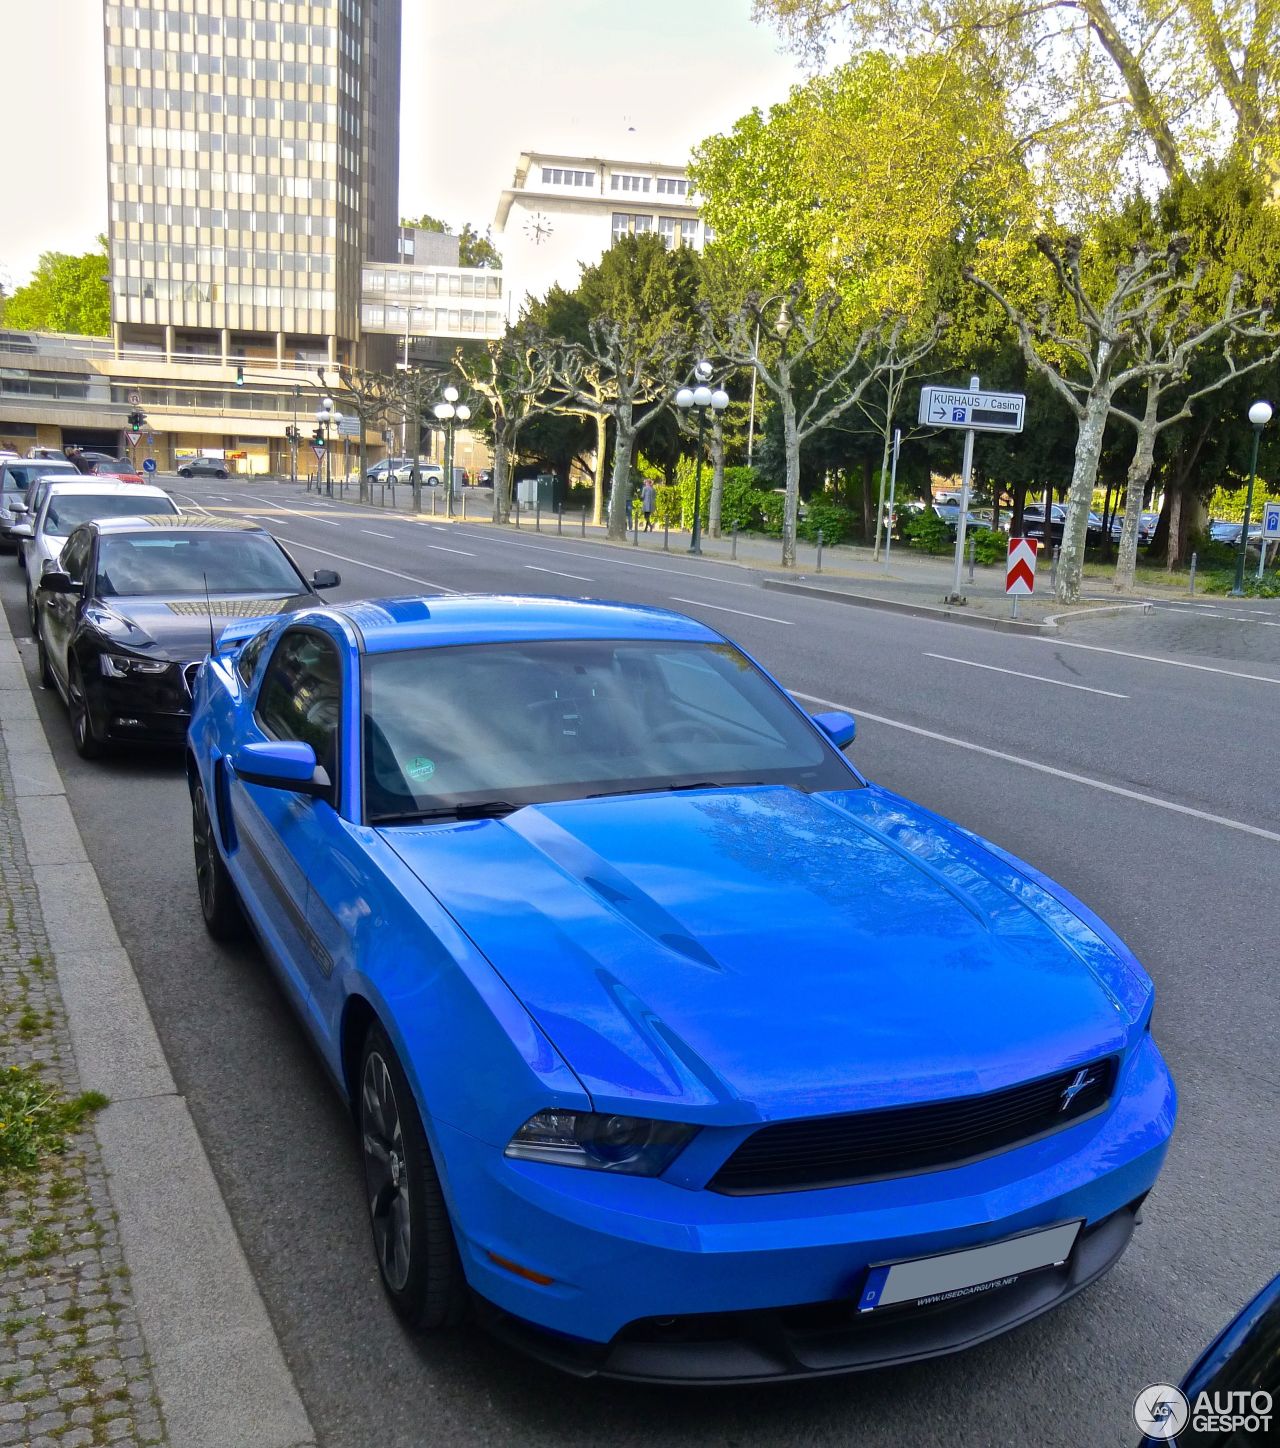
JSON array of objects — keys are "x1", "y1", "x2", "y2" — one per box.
[{"x1": 102, "y1": 0, "x2": 402, "y2": 369}]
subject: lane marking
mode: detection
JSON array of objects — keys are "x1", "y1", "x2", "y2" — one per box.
[
  {"x1": 362, "y1": 529, "x2": 395, "y2": 539},
  {"x1": 670, "y1": 596, "x2": 794, "y2": 625},
  {"x1": 1150, "y1": 604, "x2": 1280, "y2": 628},
  {"x1": 924, "y1": 653, "x2": 1129, "y2": 698},
  {"x1": 447, "y1": 526, "x2": 759, "y2": 585},
  {"x1": 273, "y1": 536, "x2": 459, "y2": 593},
  {"x1": 242, "y1": 493, "x2": 342, "y2": 527},
  {"x1": 427, "y1": 544, "x2": 476, "y2": 556},
  {"x1": 524, "y1": 564, "x2": 593, "y2": 582},
  {"x1": 1034, "y1": 636, "x2": 1280, "y2": 685},
  {"x1": 791, "y1": 690, "x2": 1280, "y2": 845}
]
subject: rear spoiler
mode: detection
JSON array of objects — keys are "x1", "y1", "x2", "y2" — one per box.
[{"x1": 212, "y1": 616, "x2": 275, "y2": 656}]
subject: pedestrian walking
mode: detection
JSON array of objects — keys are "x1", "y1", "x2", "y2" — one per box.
[{"x1": 641, "y1": 478, "x2": 656, "y2": 532}]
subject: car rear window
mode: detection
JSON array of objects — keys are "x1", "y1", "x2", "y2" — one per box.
[
  {"x1": 3, "y1": 463, "x2": 76, "y2": 491},
  {"x1": 44, "y1": 493, "x2": 177, "y2": 537}
]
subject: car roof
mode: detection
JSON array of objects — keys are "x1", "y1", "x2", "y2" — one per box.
[
  {"x1": 43, "y1": 480, "x2": 169, "y2": 498},
  {"x1": 334, "y1": 595, "x2": 723, "y2": 654},
  {"x1": 89, "y1": 511, "x2": 267, "y2": 535}
]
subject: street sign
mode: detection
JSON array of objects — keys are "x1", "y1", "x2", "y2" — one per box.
[
  {"x1": 126, "y1": 430, "x2": 141, "y2": 447},
  {"x1": 311, "y1": 443, "x2": 325, "y2": 462},
  {"x1": 1263, "y1": 501, "x2": 1280, "y2": 540},
  {"x1": 127, "y1": 390, "x2": 142, "y2": 405},
  {"x1": 338, "y1": 415, "x2": 361, "y2": 438},
  {"x1": 141, "y1": 458, "x2": 157, "y2": 473},
  {"x1": 1006, "y1": 537, "x2": 1039, "y2": 595},
  {"x1": 919, "y1": 386, "x2": 1026, "y2": 434}
]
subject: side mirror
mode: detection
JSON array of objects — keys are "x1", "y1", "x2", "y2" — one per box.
[
  {"x1": 9, "y1": 522, "x2": 32, "y2": 539},
  {"x1": 39, "y1": 570, "x2": 80, "y2": 596},
  {"x1": 10, "y1": 500, "x2": 28, "y2": 514},
  {"x1": 812, "y1": 709, "x2": 856, "y2": 751},
  {"x1": 232, "y1": 740, "x2": 332, "y2": 797},
  {"x1": 311, "y1": 569, "x2": 340, "y2": 590}
]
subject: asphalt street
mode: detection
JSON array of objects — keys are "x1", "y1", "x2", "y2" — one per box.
[{"x1": 4, "y1": 473, "x2": 1277, "y2": 1448}]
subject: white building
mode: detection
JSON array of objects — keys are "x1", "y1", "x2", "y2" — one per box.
[{"x1": 494, "y1": 151, "x2": 706, "y2": 316}]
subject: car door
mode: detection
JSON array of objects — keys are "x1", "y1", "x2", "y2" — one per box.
[
  {"x1": 226, "y1": 626, "x2": 347, "y2": 1012},
  {"x1": 40, "y1": 527, "x2": 93, "y2": 692}
]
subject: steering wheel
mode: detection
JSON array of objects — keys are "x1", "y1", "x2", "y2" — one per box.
[{"x1": 652, "y1": 719, "x2": 720, "y2": 745}]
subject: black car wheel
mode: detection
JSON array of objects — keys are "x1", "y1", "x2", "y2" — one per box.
[
  {"x1": 216, "y1": 469, "x2": 228, "y2": 480},
  {"x1": 359, "y1": 1023, "x2": 466, "y2": 1331},
  {"x1": 179, "y1": 469, "x2": 193, "y2": 478},
  {"x1": 191, "y1": 779, "x2": 243, "y2": 940},
  {"x1": 67, "y1": 657, "x2": 103, "y2": 759}
]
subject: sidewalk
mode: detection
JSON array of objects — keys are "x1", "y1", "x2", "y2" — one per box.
[
  {"x1": 270, "y1": 477, "x2": 1157, "y2": 629},
  {"x1": 0, "y1": 608, "x2": 315, "y2": 1448}
]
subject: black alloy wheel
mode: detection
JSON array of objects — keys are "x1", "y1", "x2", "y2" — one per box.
[
  {"x1": 191, "y1": 780, "x2": 243, "y2": 940},
  {"x1": 67, "y1": 657, "x2": 102, "y2": 759},
  {"x1": 359, "y1": 1023, "x2": 466, "y2": 1330}
]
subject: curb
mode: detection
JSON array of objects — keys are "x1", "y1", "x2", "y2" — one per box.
[
  {"x1": 0, "y1": 608, "x2": 317, "y2": 1448},
  {"x1": 760, "y1": 579, "x2": 1051, "y2": 634}
]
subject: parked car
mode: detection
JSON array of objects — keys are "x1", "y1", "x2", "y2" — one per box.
[
  {"x1": 27, "y1": 446, "x2": 68, "y2": 462},
  {"x1": 366, "y1": 457, "x2": 412, "y2": 484},
  {"x1": 477, "y1": 468, "x2": 494, "y2": 487},
  {"x1": 35, "y1": 515, "x2": 339, "y2": 757},
  {"x1": 1108, "y1": 512, "x2": 1159, "y2": 544},
  {"x1": 931, "y1": 502, "x2": 984, "y2": 534},
  {"x1": 1136, "y1": 1271, "x2": 1280, "y2": 1444},
  {"x1": 86, "y1": 456, "x2": 146, "y2": 484},
  {"x1": 1209, "y1": 520, "x2": 1263, "y2": 548},
  {"x1": 186, "y1": 595, "x2": 1174, "y2": 1380},
  {"x1": 16, "y1": 480, "x2": 177, "y2": 627},
  {"x1": 176, "y1": 456, "x2": 230, "y2": 479},
  {"x1": 0, "y1": 457, "x2": 78, "y2": 547}
]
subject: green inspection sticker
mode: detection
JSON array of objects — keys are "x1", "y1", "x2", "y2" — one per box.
[{"x1": 406, "y1": 756, "x2": 436, "y2": 782}]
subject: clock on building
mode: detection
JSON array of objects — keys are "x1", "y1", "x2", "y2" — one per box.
[{"x1": 523, "y1": 212, "x2": 554, "y2": 245}]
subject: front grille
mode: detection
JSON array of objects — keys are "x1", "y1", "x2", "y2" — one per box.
[
  {"x1": 182, "y1": 662, "x2": 202, "y2": 695},
  {"x1": 710, "y1": 1057, "x2": 1118, "y2": 1194}
]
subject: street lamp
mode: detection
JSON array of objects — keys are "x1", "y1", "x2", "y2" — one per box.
[
  {"x1": 433, "y1": 385, "x2": 471, "y2": 519},
  {"x1": 1232, "y1": 398, "x2": 1272, "y2": 596},
  {"x1": 675, "y1": 361, "x2": 730, "y2": 554},
  {"x1": 315, "y1": 395, "x2": 342, "y2": 497}
]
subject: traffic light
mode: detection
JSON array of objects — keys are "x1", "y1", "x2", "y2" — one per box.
[
  {"x1": 235, "y1": 365, "x2": 245, "y2": 387},
  {"x1": 312, "y1": 426, "x2": 325, "y2": 447},
  {"x1": 127, "y1": 408, "x2": 146, "y2": 430}
]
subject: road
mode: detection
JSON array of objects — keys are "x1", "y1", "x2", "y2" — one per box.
[{"x1": 4, "y1": 473, "x2": 1277, "y2": 1448}]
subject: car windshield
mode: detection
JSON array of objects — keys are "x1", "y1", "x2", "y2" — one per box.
[
  {"x1": 92, "y1": 459, "x2": 136, "y2": 475},
  {"x1": 45, "y1": 494, "x2": 176, "y2": 537},
  {"x1": 363, "y1": 638, "x2": 858, "y2": 824},
  {"x1": 95, "y1": 531, "x2": 304, "y2": 597}
]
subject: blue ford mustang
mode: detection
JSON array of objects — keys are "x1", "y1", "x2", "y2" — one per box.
[{"x1": 186, "y1": 595, "x2": 1176, "y2": 1382}]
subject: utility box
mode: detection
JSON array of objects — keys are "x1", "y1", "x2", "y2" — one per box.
[{"x1": 516, "y1": 474, "x2": 557, "y2": 511}]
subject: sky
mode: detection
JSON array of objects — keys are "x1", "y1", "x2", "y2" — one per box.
[{"x1": 0, "y1": 0, "x2": 807, "y2": 287}]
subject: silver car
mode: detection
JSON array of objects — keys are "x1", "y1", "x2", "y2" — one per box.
[
  {"x1": 0, "y1": 458, "x2": 78, "y2": 548},
  {"x1": 17, "y1": 480, "x2": 177, "y2": 630}
]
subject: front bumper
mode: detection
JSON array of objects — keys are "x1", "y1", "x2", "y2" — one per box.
[
  {"x1": 439, "y1": 1034, "x2": 1175, "y2": 1380},
  {"x1": 86, "y1": 669, "x2": 193, "y2": 743}
]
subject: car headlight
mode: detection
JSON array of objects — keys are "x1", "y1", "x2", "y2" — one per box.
[
  {"x1": 505, "y1": 1110, "x2": 697, "y2": 1176},
  {"x1": 100, "y1": 653, "x2": 170, "y2": 677}
]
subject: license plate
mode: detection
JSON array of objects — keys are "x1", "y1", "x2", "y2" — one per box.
[{"x1": 856, "y1": 1220, "x2": 1081, "y2": 1313}]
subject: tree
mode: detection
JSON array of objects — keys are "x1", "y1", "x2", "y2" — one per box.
[
  {"x1": 455, "y1": 335, "x2": 554, "y2": 523},
  {"x1": 319, "y1": 368, "x2": 394, "y2": 503},
  {"x1": 399, "y1": 215, "x2": 502, "y2": 269},
  {"x1": 752, "y1": 0, "x2": 1280, "y2": 201},
  {"x1": 704, "y1": 288, "x2": 946, "y2": 566},
  {"x1": 2, "y1": 244, "x2": 110, "y2": 336},
  {"x1": 968, "y1": 234, "x2": 1279, "y2": 602}
]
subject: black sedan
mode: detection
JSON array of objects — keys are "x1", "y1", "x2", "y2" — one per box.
[{"x1": 34, "y1": 514, "x2": 338, "y2": 757}]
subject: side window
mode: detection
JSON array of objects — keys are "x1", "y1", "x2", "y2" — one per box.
[
  {"x1": 235, "y1": 628, "x2": 272, "y2": 687},
  {"x1": 59, "y1": 530, "x2": 92, "y2": 584},
  {"x1": 255, "y1": 631, "x2": 342, "y2": 795}
]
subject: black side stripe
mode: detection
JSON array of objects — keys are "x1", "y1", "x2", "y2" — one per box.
[{"x1": 240, "y1": 829, "x2": 334, "y2": 978}]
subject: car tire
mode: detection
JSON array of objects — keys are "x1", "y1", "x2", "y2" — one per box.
[
  {"x1": 35, "y1": 629, "x2": 52, "y2": 688},
  {"x1": 216, "y1": 470, "x2": 228, "y2": 480},
  {"x1": 191, "y1": 779, "x2": 243, "y2": 940},
  {"x1": 179, "y1": 469, "x2": 192, "y2": 478},
  {"x1": 67, "y1": 656, "x2": 103, "y2": 759},
  {"x1": 359, "y1": 1022, "x2": 467, "y2": 1332}
]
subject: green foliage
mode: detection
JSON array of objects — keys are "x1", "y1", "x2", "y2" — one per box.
[
  {"x1": 756, "y1": 490, "x2": 787, "y2": 536},
  {"x1": 1, "y1": 247, "x2": 110, "y2": 336},
  {"x1": 969, "y1": 527, "x2": 1009, "y2": 565},
  {"x1": 719, "y1": 467, "x2": 765, "y2": 530},
  {"x1": 798, "y1": 496, "x2": 857, "y2": 543},
  {"x1": 902, "y1": 508, "x2": 953, "y2": 554},
  {"x1": 1207, "y1": 482, "x2": 1278, "y2": 523},
  {"x1": 1199, "y1": 569, "x2": 1280, "y2": 597},
  {"x1": 0, "y1": 1064, "x2": 107, "y2": 1178}
]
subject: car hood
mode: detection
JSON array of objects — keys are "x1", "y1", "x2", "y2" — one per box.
[
  {"x1": 82, "y1": 592, "x2": 315, "y2": 659},
  {"x1": 383, "y1": 785, "x2": 1143, "y2": 1121}
]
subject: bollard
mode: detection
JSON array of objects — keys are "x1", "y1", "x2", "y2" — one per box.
[
  {"x1": 514, "y1": 500, "x2": 520, "y2": 528},
  {"x1": 431, "y1": 490, "x2": 437, "y2": 517},
  {"x1": 663, "y1": 515, "x2": 669, "y2": 552},
  {"x1": 580, "y1": 509, "x2": 586, "y2": 537},
  {"x1": 816, "y1": 529, "x2": 824, "y2": 573},
  {"x1": 462, "y1": 490, "x2": 468, "y2": 520},
  {"x1": 732, "y1": 523, "x2": 738, "y2": 561},
  {"x1": 535, "y1": 499, "x2": 541, "y2": 532},
  {"x1": 1051, "y1": 544, "x2": 1059, "y2": 587},
  {"x1": 557, "y1": 503, "x2": 563, "y2": 535},
  {"x1": 1189, "y1": 551, "x2": 1197, "y2": 596},
  {"x1": 632, "y1": 511, "x2": 639, "y2": 546},
  {"x1": 967, "y1": 536, "x2": 975, "y2": 582}
]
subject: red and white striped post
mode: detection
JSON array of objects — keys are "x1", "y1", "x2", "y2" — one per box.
[{"x1": 1006, "y1": 537, "x2": 1038, "y2": 619}]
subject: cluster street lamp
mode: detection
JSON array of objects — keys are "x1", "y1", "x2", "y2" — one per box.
[
  {"x1": 315, "y1": 395, "x2": 343, "y2": 497},
  {"x1": 675, "y1": 360, "x2": 730, "y2": 554},
  {"x1": 433, "y1": 384, "x2": 471, "y2": 519},
  {"x1": 1232, "y1": 399, "x2": 1273, "y2": 596}
]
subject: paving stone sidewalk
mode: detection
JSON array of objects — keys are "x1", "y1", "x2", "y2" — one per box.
[{"x1": 0, "y1": 728, "x2": 166, "y2": 1447}]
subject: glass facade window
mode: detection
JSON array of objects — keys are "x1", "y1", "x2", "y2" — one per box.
[
  {"x1": 610, "y1": 173, "x2": 651, "y2": 193},
  {"x1": 541, "y1": 167, "x2": 593, "y2": 187},
  {"x1": 656, "y1": 177, "x2": 689, "y2": 196}
]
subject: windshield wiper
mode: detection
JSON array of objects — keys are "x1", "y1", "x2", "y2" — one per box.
[
  {"x1": 585, "y1": 781, "x2": 763, "y2": 800},
  {"x1": 372, "y1": 800, "x2": 519, "y2": 825}
]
